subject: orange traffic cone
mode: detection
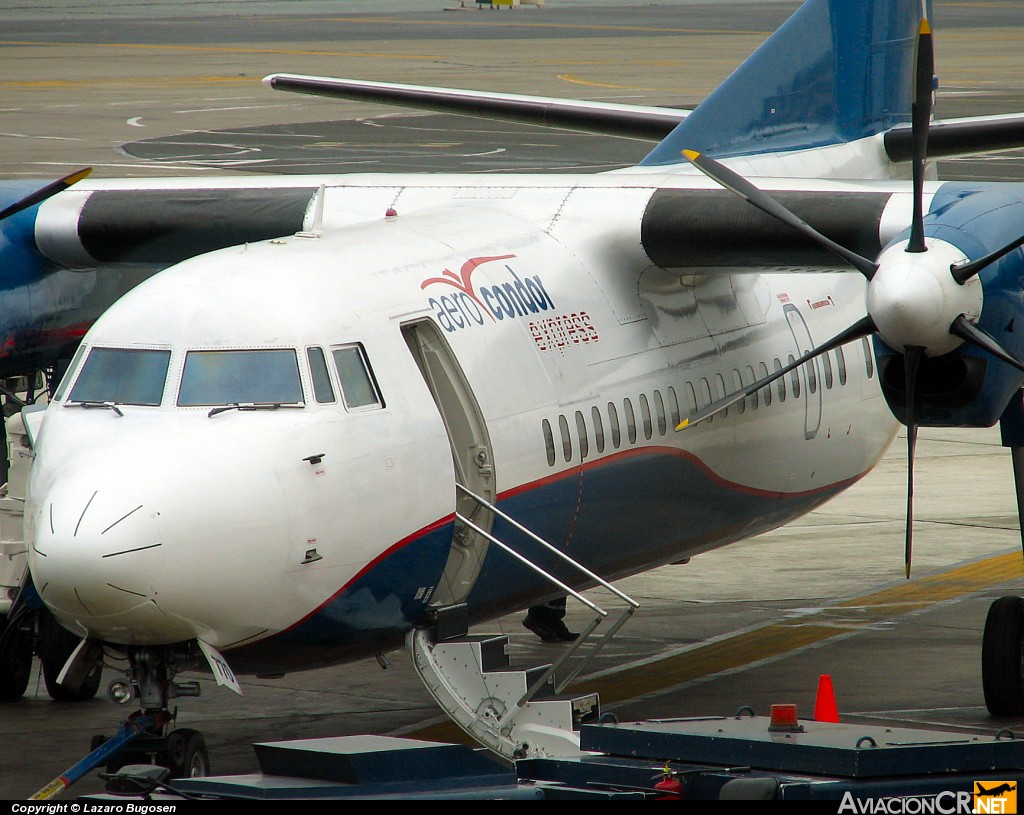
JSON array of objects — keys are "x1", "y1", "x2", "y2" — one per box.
[{"x1": 814, "y1": 674, "x2": 840, "y2": 722}]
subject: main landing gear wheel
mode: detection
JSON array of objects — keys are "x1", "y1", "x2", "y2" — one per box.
[
  {"x1": 982, "y1": 596, "x2": 1024, "y2": 716},
  {"x1": 0, "y1": 612, "x2": 31, "y2": 700},
  {"x1": 39, "y1": 611, "x2": 101, "y2": 702}
]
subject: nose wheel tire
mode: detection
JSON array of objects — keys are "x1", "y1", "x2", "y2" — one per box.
[
  {"x1": 163, "y1": 728, "x2": 209, "y2": 779},
  {"x1": 982, "y1": 595, "x2": 1024, "y2": 716}
]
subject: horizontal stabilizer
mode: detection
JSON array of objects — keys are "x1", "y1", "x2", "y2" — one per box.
[
  {"x1": 262, "y1": 74, "x2": 687, "y2": 141},
  {"x1": 884, "y1": 113, "x2": 1024, "y2": 161}
]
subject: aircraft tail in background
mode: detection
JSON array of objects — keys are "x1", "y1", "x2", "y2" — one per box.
[{"x1": 641, "y1": 0, "x2": 928, "y2": 165}]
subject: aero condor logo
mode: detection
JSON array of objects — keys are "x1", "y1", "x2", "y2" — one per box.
[
  {"x1": 975, "y1": 782, "x2": 1017, "y2": 814},
  {"x1": 421, "y1": 254, "x2": 556, "y2": 333}
]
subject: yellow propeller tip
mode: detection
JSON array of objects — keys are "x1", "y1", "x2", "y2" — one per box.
[
  {"x1": 682, "y1": 149, "x2": 701, "y2": 162},
  {"x1": 919, "y1": 18, "x2": 932, "y2": 35},
  {"x1": 675, "y1": 419, "x2": 689, "y2": 430},
  {"x1": 64, "y1": 168, "x2": 93, "y2": 185}
]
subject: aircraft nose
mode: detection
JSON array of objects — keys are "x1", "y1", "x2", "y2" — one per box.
[
  {"x1": 28, "y1": 431, "x2": 292, "y2": 646},
  {"x1": 30, "y1": 485, "x2": 179, "y2": 641}
]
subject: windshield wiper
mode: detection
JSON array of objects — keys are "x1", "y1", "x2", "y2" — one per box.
[
  {"x1": 208, "y1": 402, "x2": 301, "y2": 418},
  {"x1": 64, "y1": 400, "x2": 124, "y2": 417}
]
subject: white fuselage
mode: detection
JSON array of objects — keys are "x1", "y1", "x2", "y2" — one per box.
[{"x1": 25, "y1": 172, "x2": 900, "y2": 674}]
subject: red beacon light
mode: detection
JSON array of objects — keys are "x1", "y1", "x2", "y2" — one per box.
[{"x1": 768, "y1": 703, "x2": 804, "y2": 732}]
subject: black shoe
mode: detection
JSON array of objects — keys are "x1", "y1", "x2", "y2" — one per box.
[
  {"x1": 523, "y1": 616, "x2": 578, "y2": 643},
  {"x1": 553, "y1": 621, "x2": 579, "y2": 642}
]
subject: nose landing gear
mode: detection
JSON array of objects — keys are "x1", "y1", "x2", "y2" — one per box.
[{"x1": 88, "y1": 645, "x2": 210, "y2": 789}]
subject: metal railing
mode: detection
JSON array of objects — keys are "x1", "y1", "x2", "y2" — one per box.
[{"x1": 454, "y1": 483, "x2": 639, "y2": 713}]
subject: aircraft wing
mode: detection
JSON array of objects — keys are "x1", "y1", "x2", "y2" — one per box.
[
  {"x1": 262, "y1": 74, "x2": 688, "y2": 141},
  {"x1": 264, "y1": 74, "x2": 1024, "y2": 161}
]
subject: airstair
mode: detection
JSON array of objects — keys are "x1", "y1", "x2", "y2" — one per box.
[
  {"x1": 408, "y1": 484, "x2": 639, "y2": 762},
  {"x1": 0, "y1": 407, "x2": 35, "y2": 618}
]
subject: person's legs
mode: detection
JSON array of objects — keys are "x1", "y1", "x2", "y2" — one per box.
[{"x1": 523, "y1": 596, "x2": 578, "y2": 642}]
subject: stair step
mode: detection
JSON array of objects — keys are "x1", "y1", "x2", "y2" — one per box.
[
  {"x1": 570, "y1": 692, "x2": 601, "y2": 726},
  {"x1": 433, "y1": 634, "x2": 510, "y2": 672},
  {"x1": 520, "y1": 665, "x2": 557, "y2": 700},
  {"x1": 431, "y1": 603, "x2": 469, "y2": 640},
  {"x1": 507, "y1": 693, "x2": 601, "y2": 733}
]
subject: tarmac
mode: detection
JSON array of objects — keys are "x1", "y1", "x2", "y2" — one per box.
[{"x1": 2, "y1": 0, "x2": 1024, "y2": 801}]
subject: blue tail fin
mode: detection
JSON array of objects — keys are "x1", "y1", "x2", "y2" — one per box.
[{"x1": 641, "y1": 0, "x2": 930, "y2": 166}]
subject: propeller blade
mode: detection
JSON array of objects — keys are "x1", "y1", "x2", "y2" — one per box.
[
  {"x1": 907, "y1": 18, "x2": 935, "y2": 254},
  {"x1": 949, "y1": 314, "x2": 1024, "y2": 374},
  {"x1": 904, "y1": 345, "x2": 924, "y2": 578},
  {"x1": 0, "y1": 167, "x2": 92, "y2": 223},
  {"x1": 677, "y1": 315, "x2": 877, "y2": 429},
  {"x1": 682, "y1": 150, "x2": 879, "y2": 280},
  {"x1": 951, "y1": 232, "x2": 1024, "y2": 285}
]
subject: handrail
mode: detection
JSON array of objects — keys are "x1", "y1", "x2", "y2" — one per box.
[
  {"x1": 455, "y1": 482, "x2": 639, "y2": 609},
  {"x1": 455, "y1": 512, "x2": 605, "y2": 617},
  {"x1": 454, "y1": 483, "x2": 641, "y2": 712}
]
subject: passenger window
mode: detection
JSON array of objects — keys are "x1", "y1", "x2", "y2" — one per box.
[
  {"x1": 607, "y1": 401, "x2": 621, "y2": 449},
  {"x1": 624, "y1": 398, "x2": 637, "y2": 444},
  {"x1": 575, "y1": 410, "x2": 589, "y2": 460},
  {"x1": 775, "y1": 358, "x2": 786, "y2": 402},
  {"x1": 806, "y1": 355, "x2": 817, "y2": 394},
  {"x1": 654, "y1": 390, "x2": 667, "y2": 436},
  {"x1": 715, "y1": 373, "x2": 728, "y2": 419},
  {"x1": 836, "y1": 345, "x2": 848, "y2": 386},
  {"x1": 542, "y1": 419, "x2": 556, "y2": 467},
  {"x1": 639, "y1": 394, "x2": 653, "y2": 440},
  {"x1": 732, "y1": 369, "x2": 745, "y2": 415},
  {"x1": 746, "y1": 365, "x2": 758, "y2": 410},
  {"x1": 179, "y1": 349, "x2": 302, "y2": 407},
  {"x1": 70, "y1": 347, "x2": 171, "y2": 407},
  {"x1": 788, "y1": 354, "x2": 801, "y2": 399},
  {"x1": 667, "y1": 386, "x2": 681, "y2": 428},
  {"x1": 861, "y1": 337, "x2": 875, "y2": 378},
  {"x1": 592, "y1": 405, "x2": 606, "y2": 454},
  {"x1": 700, "y1": 378, "x2": 713, "y2": 423},
  {"x1": 759, "y1": 361, "x2": 772, "y2": 407},
  {"x1": 307, "y1": 347, "x2": 335, "y2": 404},
  {"x1": 559, "y1": 414, "x2": 572, "y2": 462},
  {"x1": 333, "y1": 345, "x2": 383, "y2": 409},
  {"x1": 822, "y1": 350, "x2": 834, "y2": 389},
  {"x1": 685, "y1": 382, "x2": 697, "y2": 415}
]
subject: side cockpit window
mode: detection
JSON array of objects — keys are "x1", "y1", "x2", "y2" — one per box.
[
  {"x1": 332, "y1": 344, "x2": 383, "y2": 410},
  {"x1": 53, "y1": 344, "x2": 87, "y2": 402},
  {"x1": 178, "y1": 349, "x2": 303, "y2": 406},
  {"x1": 307, "y1": 347, "x2": 336, "y2": 404},
  {"x1": 67, "y1": 347, "x2": 170, "y2": 406}
]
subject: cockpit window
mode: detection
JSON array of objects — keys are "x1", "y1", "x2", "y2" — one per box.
[
  {"x1": 68, "y1": 347, "x2": 170, "y2": 406},
  {"x1": 306, "y1": 347, "x2": 335, "y2": 404},
  {"x1": 53, "y1": 344, "x2": 87, "y2": 402},
  {"x1": 332, "y1": 345, "x2": 383, "y2": 409},
  {"x1": 178, "y1": 349, "x2": 304, "y2": 407}
]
